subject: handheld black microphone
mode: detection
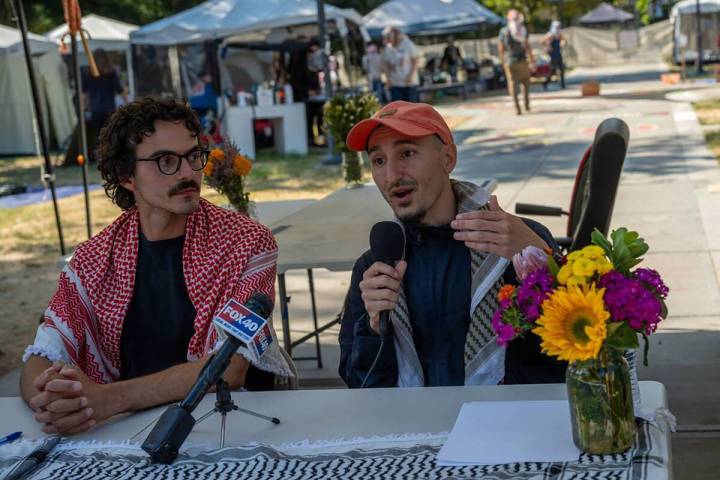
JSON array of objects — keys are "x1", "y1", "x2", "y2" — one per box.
[
  {"x1": 142, "y1": 292, "x2": 274, "y2": 464},
  {"x1": 369, "y1": 221, "x2": 405, "y2": 338}
]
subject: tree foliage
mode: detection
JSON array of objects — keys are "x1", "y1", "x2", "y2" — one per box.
[
  {"x1": 0, "y1": 0, "x2": 199, "y2": 33},
  {"x1": 1, "y1": 0, "x2": 637, "y2": 36}
]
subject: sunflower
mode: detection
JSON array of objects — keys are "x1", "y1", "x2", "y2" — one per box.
[{"x1": 532, "y1": 286, "x2": 609, "y2": 362}]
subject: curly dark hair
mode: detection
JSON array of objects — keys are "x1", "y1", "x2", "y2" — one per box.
[{"x1": 96, "y1": 97, "x2": 202, "y2": 210}]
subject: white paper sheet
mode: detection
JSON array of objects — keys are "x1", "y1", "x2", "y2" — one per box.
[{"x1": 436, "y1": 400, "x2": 581, "y2": 466}]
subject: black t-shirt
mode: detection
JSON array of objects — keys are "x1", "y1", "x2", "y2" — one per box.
[
  {"x1": 120, "y1": 234, "x2": 196, "y2": 380},
  {"x1": 119, "y1": 233, "x2": 276, "y2": 390}
]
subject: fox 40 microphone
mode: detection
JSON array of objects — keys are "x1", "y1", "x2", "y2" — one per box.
[
  {"x1": 142, "y1": 292, "x2": 274, "y2": 464},
  {"x1": 369, "y1": 221, "x2": 405, "y2": 339}
]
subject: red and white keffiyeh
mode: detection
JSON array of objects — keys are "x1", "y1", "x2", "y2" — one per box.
[{"x1": 24, "y1": 199, "x2": 294, "y2": 383}]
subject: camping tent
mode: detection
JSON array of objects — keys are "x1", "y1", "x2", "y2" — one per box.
[
  {"x1": 579, "y1": 2, "x2": 635, "y2": 26},
  {"x1": 670, "y1": 0, "x2": 720, "y2": 63},
  {"x1": 364, "y1": 0, "x2": 503, "y2": 38},
  {"x1": 130, "y1": 0, "x2": 364, "y2": 46},
  {"x1": 47, "y1": 14, "x2": 138, "y2": 97},
  {"x1": 0, "y1": 24, "x2": 75, "y2": 155}
]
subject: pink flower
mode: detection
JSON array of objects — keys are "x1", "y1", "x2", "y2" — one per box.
[{"x1": 512, "y1": 246, "x2": 548, "y2": 281}]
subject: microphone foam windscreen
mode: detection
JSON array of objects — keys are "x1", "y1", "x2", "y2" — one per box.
[
  {"x1": 246, "y1": 292, "x2": 274, "y2": 318},
  {"x1": 369, "y1": 221, "x2": 405, "y2": 263}
]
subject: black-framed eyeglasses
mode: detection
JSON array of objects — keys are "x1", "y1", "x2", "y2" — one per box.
[{"x1": 135, "y1": 147, "x2": 209, "y2": 175}]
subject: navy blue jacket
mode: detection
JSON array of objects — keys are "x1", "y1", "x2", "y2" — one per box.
[{"x1": 338, "y1": 218, "x2": 567, "y2": 388}]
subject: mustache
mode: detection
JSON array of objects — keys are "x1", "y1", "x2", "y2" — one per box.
[
  {"x1": 168, "y1": 179, "x2": 200, "y2": 196},
  {"x1": 389, "y1": 179, "x2": 417, "y2": 192}
]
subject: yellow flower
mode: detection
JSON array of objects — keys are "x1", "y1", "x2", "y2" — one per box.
[
  {"x1": 596, "y1": 259, "x2": 613, "y2": 275},
  {"x1": 567, "y1": 251, "x2": 583, "y2": 262},
  {"x1": 566, "y1": 275, "x2": 587, "y2": 288},
  {"x1": 233, "y1": 154, "x2": 252, "y2": 176},
  {"x1": 533, "y1": 286, "x2": 609, "y2": 362},
  {"x1": 557, "y1": 264, "x2": 573, "y2": 285},
  {"x1": 572, "y1": 257, "x2": 596, "y2": 277},
  {"x1": 203, "y1": 160, "x2": 214, "y2": 176},
  {"x1": 209, "y1": 148, "x2": 226, "y2": 162},
  {"x1": 581, "y1": 245, "x2": 605, "y2": 259}
]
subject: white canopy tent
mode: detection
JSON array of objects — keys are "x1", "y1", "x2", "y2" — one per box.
[
  {"x1": 47, "y1": 14, "x2": 137, "y2": 51},
  {"x1": 129, "y1": 0, "x2": 368, "y2": 102},
  {"x1": 363, "y1": 0, "x2": 503, "y2": 38},
  {"x1": 130, "y1": 0, "x2": 365, "y2": 46},
  {"x1": 670, "y1": 0, "x2": 720, "y2": 63},
  {"x1": 46, "y1": 14, "x2": 138, "y2": 97},
  {"x1": 0, "y1": 25, "x2": 75, "y2": 155},
  {"x1": 578, "y1": 2, "x2": 635, "y2": 26},
  {"x1": 670, "y1": 0, "x2": 720, "y2": 17}
]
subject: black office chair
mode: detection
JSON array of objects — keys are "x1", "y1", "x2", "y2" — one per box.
[{"x1": 516, "y1": 117, "x2": 629, "y2": 252}]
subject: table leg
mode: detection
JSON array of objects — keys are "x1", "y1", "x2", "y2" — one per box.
[
  {"x1": 307, "y1": 269, "x2": 322, "y2": 369},
  {"x1": 278, "y1": 273, "x2": 292, "y2": 355}
]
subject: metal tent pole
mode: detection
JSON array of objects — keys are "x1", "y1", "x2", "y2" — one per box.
[
  {"x1": 317, "y1": 0, "x2": 340, "y2": 165},
  {"x1": 11, "y1": 0, "x2": 66, "y2": 255},
  {"x1": 70, "y1": 34, "x2": 92, "y2": 239}
]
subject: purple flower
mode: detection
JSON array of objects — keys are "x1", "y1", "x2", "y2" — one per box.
[
  {"x1": 516, "y1": 266, "x2": 554, "y2": 322},
  {"x1": 492, "y1": 309, "x2": 517, "y2": 346},
  {"x1": 512, "y1": 246, "x2": 548, "y2": 281},
  {"x1": 634, "y1": 268, "x2": 669, "y2": 299},
  {"x1": 599, "y1": 271, "x2": 664, "y2": 334}
]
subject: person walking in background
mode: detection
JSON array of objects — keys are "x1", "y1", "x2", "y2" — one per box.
[
  {"x1": 498, "y1": 10, "x2": 535, "y2": 115},
  {"x1": 83, "y1": 49, "x2": 127, "y2": 133},
  {"x1": 441, "y1": 36, "x2": 463, "y2": 83},
  {"x1": 542, "y1": 20, "x2": 566, "y2": 90},
  {"x1": 289, "y1": 38, "x2": 324, "y2": 146},
  {"x1": 363, "y1": 42, "x2": 385, "y2": 103},
  {"x1": 382, "y1": 27, "x2": 421, "y2": 103}
]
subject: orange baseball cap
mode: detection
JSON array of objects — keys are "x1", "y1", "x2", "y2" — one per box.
[{"x1": 346, "y1": 101, "x2": 453, "y2": 152}]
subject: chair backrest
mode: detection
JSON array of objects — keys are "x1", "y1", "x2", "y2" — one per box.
[
  {"x1": 567, "y1": 118, "x2": 629, "y2": 251},
  {"x1": 566, "y1": 145, "x2": 592, "y2": 238}
]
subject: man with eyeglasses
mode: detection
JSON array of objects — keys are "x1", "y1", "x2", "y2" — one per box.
[{"x1": 19, "y1": 97, "x2": 294, "y2": 435}]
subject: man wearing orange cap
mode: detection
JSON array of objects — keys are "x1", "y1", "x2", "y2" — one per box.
[{"x1": 338, "y1": 101, "x2": 565, "y2": 388}]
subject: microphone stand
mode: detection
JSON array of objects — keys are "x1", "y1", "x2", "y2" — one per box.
[
  {"x1": 194, "y1": 380, "x2": 280, "y2": 449},
  {"x1": 134, "y1": 352, "x2": 280, "y2": 463},
  {"x1": 136, "y1": 293, "x2": 280, "y2": 463}
]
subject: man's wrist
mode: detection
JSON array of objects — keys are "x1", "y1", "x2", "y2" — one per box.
[{"x1": 103, "y1": 381, "x2": 130, "y2": 415}]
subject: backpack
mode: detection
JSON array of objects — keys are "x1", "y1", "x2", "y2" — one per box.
[{"x1": 503, "y1": 28, "x2": 527, "y2": 63}]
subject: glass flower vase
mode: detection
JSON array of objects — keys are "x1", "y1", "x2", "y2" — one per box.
[
  {"x1": 566, "y1": 348, "x2": 636, "y2": 454},
  {"x1": 342, "y1": 151, "x2": 363, "y2": 188}
]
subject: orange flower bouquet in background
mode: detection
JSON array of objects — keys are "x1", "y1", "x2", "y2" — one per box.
[{"x1": 203, "y1": 141, "x2": 254, "y2": 216}]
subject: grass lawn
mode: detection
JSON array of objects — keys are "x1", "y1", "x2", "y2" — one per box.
[
  {"x1": 693, "y1": 98, "x2": 720, "y2": 161},
  {"x1": 0, "y1": 149, "x2": 362, "y2": 377}
]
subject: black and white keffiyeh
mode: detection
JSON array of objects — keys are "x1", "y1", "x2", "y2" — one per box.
[
  {"x1": 0, "y1": 421, "x2": 669, "y2": 480},
  {"x1": 391, "y1": 180, "x2": 510, "y2": 387}
]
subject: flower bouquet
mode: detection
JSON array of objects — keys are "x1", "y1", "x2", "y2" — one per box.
[
  {"x1": 493, "y1": 228, "x2": 669, "y2": 454},
  {"x1": 323, "y1": 92, "x2": 380, "y2": 187},
  {"x1": 203, "y1": 141, "x2": 254, "y2": 216}
]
